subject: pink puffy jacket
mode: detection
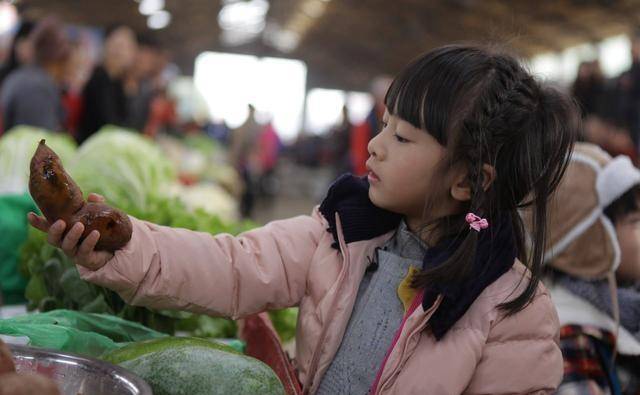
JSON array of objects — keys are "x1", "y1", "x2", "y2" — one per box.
[{"x1": 79, "y1": 207, "x2": 563, "y2": 394}]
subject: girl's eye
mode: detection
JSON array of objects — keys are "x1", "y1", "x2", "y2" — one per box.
[{"x1": 394, "y1": 133, "x2": 410, "y2": 143}]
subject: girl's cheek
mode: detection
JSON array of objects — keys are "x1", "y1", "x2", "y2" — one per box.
[
  {"x1": 617, "y1": 224, "x2": 640, "y2": 282},
  {"x1": 632, "y1": 226, "x2": 640, "y2": 280}
]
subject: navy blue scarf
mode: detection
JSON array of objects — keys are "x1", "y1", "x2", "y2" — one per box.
[{"x1": 319, "y1": 174, "x2": 518, "y2": 340}]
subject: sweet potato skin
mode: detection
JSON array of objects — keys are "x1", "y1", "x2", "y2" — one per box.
[
  {"x1": 29, "y1": 140, "x2": 83, "y2": 223},
  {"x1": 72, "y1": 202, "x2": 132, "y2": 251},
  {"x1": 29, "y1": 140, "x2": 132, "y2": 252}
]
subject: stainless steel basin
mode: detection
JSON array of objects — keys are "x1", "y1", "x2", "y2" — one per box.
[{"x1": 8, "y1": 344, "x2": 152, "y2": 395}]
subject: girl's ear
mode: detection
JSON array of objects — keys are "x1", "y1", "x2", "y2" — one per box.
[{"x1": 450, "y1": 164, "x2": 496, "y2": 202}]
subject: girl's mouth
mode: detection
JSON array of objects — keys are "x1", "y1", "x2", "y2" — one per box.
[{"x1": 367, "y1": 168, "x2": 380, "y2": 183}]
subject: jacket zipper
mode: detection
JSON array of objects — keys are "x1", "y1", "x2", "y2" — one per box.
[
  {"x1": 369, "y1": 290, "x2": 425, "y2": 394},
  {"x1": 376, "y1": 295, "x2": 442, "y2": 394},
  {"x1": 303, "y1": 213, "x2": 351, "y2": 394}
]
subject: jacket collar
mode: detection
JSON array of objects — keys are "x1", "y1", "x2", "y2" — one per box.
[
  {"x1": 319, "y1": 174, "x2": 517, "y2": 340},
  {"x1": 319, "y1": 174, "x2": 401, "y2": 249}
]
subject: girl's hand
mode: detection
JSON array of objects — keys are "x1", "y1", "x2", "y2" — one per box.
[{"x1": 27, "y1": 193, "x2": 114, "y2": 270}]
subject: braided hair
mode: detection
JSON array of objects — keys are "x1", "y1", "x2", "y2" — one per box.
[{"x1": 385, "y1": 45, "x2": 579, "y2": 314}]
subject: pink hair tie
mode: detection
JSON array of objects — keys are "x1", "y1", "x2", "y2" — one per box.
[{"x1": 465, "y1": 213, "x2": 489, "y2": 232}]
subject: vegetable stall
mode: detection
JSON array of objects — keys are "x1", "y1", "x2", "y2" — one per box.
[{"x1": 0, "y1": 126, "x2": 298, "y2": 394}]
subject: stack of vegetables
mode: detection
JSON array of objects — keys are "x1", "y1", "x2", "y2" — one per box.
[
  {"x1": 158, "y1": 134, "x2": 242, "y2": 223},
  {"x1": 0, "y1": 126, "x2": 298, "y2": 342}
]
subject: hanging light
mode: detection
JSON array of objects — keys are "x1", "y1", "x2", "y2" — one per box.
[
  {"x1": 218, "y1": 0, "x2": 269, "y2": 46},
  {"x1": 147, "y1": 10, "x2": 171, "y2": 29},
  {"x1": 139, "y1": 0, "x2": 164, "y2": 16}
]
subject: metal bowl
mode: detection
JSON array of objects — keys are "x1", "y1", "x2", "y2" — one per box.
[{"x1": 8, "y1": 345, "x2": 152, "y2": 395}]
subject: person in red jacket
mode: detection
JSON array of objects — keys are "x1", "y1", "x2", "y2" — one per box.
[{"x1": 350, "y1": 76, "x2": 392, "y2": 175}]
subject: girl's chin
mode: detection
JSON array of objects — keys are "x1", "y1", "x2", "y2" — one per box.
[
  {"x1": 368, "y1": 188, "x2": 392, "y2": 211},
  {"x1": 368, "y1": 188, "x2": 381, "y2": 205}
]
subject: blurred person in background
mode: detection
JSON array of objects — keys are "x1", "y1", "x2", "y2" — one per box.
[
  {"x1": 574, "y1": 58, "x2": 639, "y2": 162},
  {"x1": 77, "y1": 24, "x2": 137, "y2": 143},
  {"x1": 229, "y1": 104, "x2": 261, "y2": 218},
  {"x1": 204, "y1": 117, "x2": 231, "y2": 144},
  {"x1": 619, "y1": 32, "x2": 640, "y2": 151},
  {"x1": 142, "y1": 62, "x2": 178, "y2": 138},
  {"x1": 349, "y1": 75, "x2": 392, "y2": 175},
  {"x1": 62, "y1": 34, "x2": 94, "y2": 138},
  {"x1": 327, "y1": 104, "x2": 353, "y2": 178},
  {"x1": 125, "y1": 33, "x2": 164, "y2": 132},
  {"x1": 572, "y1": 60, "x2": 604, "y2": 119},
  {"x1": 0, "y1": 20, "x2": 34, "y2": 89},
  {"x1": 255, "y1": 120, "x2": 282, "y2": 207},
  {"x1": 143, "y1": 86, "x2": 177, "y2": 138},
  {"x1": 0, "y1": 17, "x2": 70, "y2": 132},
  {"x1": 540, "y1": 144, "x2": 640, "y2": 395}
]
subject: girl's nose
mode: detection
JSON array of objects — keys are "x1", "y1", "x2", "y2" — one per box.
[{"x1": 368, "y1": 132, "x2": 385, "y2": 160}]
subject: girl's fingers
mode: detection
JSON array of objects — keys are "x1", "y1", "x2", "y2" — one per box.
[
  {"x1": 61, "y1": 222, "x2": 85, "y2": 256},
  {"x1": 87, "y1": 193, "x2": 105, "y2": 203},
  {"x1": 27, "y1": 212, "x2": 49, "y2": 232},
  {"x1": 47, "y1": 220, "x2": 67, "y2": 246},
  {"x1": 77, "y1": 230, "x2": 100, "y2": 259}
]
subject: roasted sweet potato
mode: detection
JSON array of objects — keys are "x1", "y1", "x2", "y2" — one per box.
[
  {"x1": 29, "y1": 140, "x2": 132, "y2": 251},
  {"x1": 0, "y1": 340, "x2": 15, "y2": 375},
  {"x1": 0, "y1": 373, "x2": 61, "y2": 395}
]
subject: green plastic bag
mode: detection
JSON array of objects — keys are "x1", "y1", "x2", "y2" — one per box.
[
  {"x1": 0, "y1": 309, "x2": 168, "y2": 357},
  {"x1": 0, "y1": 193, "x2": 38, "y2": 304}
]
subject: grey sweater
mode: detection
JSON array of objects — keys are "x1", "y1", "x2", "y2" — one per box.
[
  {"x1": 0, "y1": 66, "x2": 64, "y2": 132},
  {"x1": 316, "y1": 221, "x2": 428, "y2": 395}
]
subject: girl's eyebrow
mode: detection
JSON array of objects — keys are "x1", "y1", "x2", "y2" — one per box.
[{"x1": 396, "y1": 121, "x2": 418, "y2": 134}]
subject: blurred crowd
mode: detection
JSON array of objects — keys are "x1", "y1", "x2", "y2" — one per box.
[
  {"x1": 572, "y1": 33, "x2": 640, "y2": 163},
  {"x1": 291, "y1": 76, "x2": 391, "y2": 181},
  {"x1": 0, "y1": 16, "x2": 286, "y2": 220},
  {"x1": 0, "y1": 16, "x2": 176, "y2": 142}
]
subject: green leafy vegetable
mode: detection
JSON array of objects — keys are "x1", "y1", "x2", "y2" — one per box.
[
  {"x1": 18, "y1": 126, "x2": 260, "y2": 337},
  {"x1": 0, "y1": 126, "x2": 76, "y2": 194},
  {"x1": 69, "y1": 126, "x2": 176, "y2": 215},
  {"x1": 268, "y1": 308, "x2": 299, "y2": 342}
]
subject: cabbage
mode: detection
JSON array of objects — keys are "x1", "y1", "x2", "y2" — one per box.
[
  {"x1": 69, "y1": 126, "x2": 176, "y2": 216},
  {"x1": 183, "y1": 134, "x2": 225, "y2": 159},
  {"x1": 157, "y1": 134, "x2": 239, "y2": 193},
  {"x1": 0, "y1": 126, "x2": 76, "y2": 195},
  {"x1": 169, "y1": 183, "x2": 238, "y2": 222}
]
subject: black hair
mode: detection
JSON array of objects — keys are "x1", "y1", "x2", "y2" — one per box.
[
  {"x1": 604, "y1": 185, "x2": 640, "y2": 224},
  {"x1": 385, "y1": 44, "x2": 580, "y2": 315},
  {"x1": 104, "y1": 23, "x2": 132, "y2": 40},
  {"x1": 136, "y1": 32, "x2": 160, "y2": 49},
  {"x1": 30, "y1": 16, "x2": 70, "y2": 66}
]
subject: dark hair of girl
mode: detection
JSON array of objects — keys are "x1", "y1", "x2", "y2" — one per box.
[{"x1": 385, "y1": 45, "x2": 580, "y2": 315}]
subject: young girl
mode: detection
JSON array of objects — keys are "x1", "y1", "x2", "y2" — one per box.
[{"x1": 30, "y1": 45, "x2": 579, "y2": 394}]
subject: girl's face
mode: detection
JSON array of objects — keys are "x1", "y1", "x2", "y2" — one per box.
[
  {"x1": 366, "y1": 109, "x2": 447, "y2": 220},
  {"x1": 616, "y1": 210, "x2": 640, "y2": 282}
]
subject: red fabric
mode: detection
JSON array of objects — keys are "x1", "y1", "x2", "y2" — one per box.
[
  {"x1": 240, "y1": 313, "x2": 302, "y2": 395},
  {"x1": 350, "y1": 122, "x2": 371, "y2": 176},
  {"x1": 144, "y1": 94, "x2": 176, "y2": 138},
  {"x1": 62, "y1": 91, "x2": 83, "y2": 137},
  {"x1": 258, "y1": 123, "x2": 280, "y2": 173}
]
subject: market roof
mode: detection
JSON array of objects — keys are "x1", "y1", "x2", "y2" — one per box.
[{"x1": 19, "y1": 0, "x2": 640, "y2": 90}]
